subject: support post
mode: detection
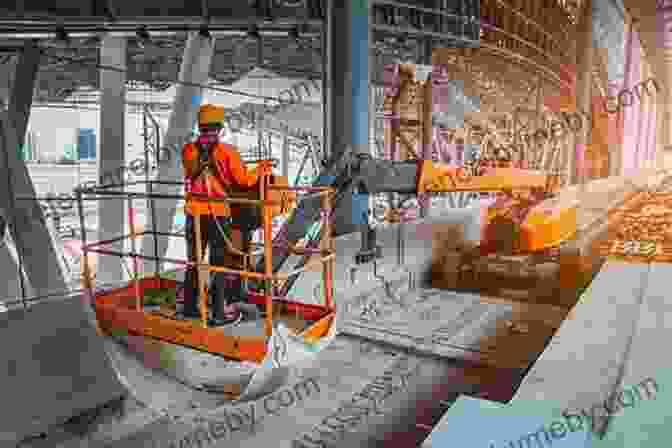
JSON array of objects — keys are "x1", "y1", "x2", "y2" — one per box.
[
  {"x1": 327, "y1": 0, "x2": 370, "y2": 159},
  {"x1": 97, "y1": 35, "x2": 127, "y2": 284},
  {"x1": 573, "y1": 0, "x2": 593, "y2": 186},
  {"x1": 140, "y1": 32, "x2": 215, "y2": 273},
  {"x1": 282, "y1": 132, "x2": 289, "y2": 178},
  {"x1": 608, "y1": 81, "x2": 622, "y2": 176},
  {"x1": 325, "y1": 0, "x2": 371, "y2": 235},
  {"x1": 420, "y1": 40, "x2": 433, "y2": 218},
  {"x1": 0, "y1": 40, "x2": 69, "y2": 298},
  {"x1": 657, "y1": 62, "x2": 670, "y2": 169}
]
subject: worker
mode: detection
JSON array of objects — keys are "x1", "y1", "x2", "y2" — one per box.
[{"x1": 182, "y1": 104, "x2": 261, "y2": 325}]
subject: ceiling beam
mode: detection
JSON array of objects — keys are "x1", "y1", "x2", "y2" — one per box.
[{"x1": 620, "y1": 0, "x2": 666, "y2": 82}]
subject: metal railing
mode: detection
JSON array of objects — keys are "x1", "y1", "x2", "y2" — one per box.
[{"x1": 76, "y1": 176, "x2": 335, "y2": 336}]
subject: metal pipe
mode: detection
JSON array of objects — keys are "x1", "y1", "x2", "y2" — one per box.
[
  {"x1": 88, "y1": 247, "x2": 189, "y2": 266},
  {"x1": 267, "y1": 185, "x2": 331, "y2": 193},
  {"x1": 293, "y1": 149, "x2": 312, "y2": 186},
  {"x1": 282, "y1": 254, "x2": 336, "y2": 279},
  {"x1": 75, "y1": 190, "x2": 93, "y2": 296},
  {"x1": 83, "y1": 233, "x2": 136, "y2": 251},
  {"x1": 0, "y1": 19, "x2": 324, "y2": 35},
  {"x1": 322, "y1": 191, "x2": 333, "y2": 309},
  {"x1": 127, "y1": 197, "x2": 142, "y2": 311},
  {"x1": 262, "y1": 172, "x2": 274, "y2": 337},
  {"x1": 143, "y1": 109, "x2": 160, "y2": 278}
]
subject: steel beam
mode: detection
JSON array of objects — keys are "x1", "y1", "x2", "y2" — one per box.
[{"x1": 140, "y1": 32, "x2": 215, "y2": 274}]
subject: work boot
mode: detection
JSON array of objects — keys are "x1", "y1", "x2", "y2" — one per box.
[
  {"x1": 210, "y1": 304, "x2": 243, "y2": 326},
  {"x1": 178, "y1": 308, "x2": 201, "y2": 320},
  {"x1": 209, "y1": 283, "x2": 243, "y2": 326}
]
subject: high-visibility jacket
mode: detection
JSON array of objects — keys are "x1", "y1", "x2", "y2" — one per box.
[{"x1": 182, "y1": 142, "x2": 259, "y2": 216}]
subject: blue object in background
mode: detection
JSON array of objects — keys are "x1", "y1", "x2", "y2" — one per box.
[
  {"x1": 426, "y1": 396, "x2": 593, "y2": 448},
  {"x1": 351, "y1": 192, "x2": 369, "y2": 226},
  {"x1": 174, "y1": 212, "x2": 186, "y2": 227},
  {"x1": 77, "y1": 128, "x2": 96, "y2": 160}
]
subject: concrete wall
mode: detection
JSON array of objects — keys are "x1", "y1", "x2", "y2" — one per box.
[{"x1": 0, "y1": 293, "x2": 126, "y2": 445}]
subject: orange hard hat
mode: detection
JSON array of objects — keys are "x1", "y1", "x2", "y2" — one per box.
[{"x1": 198, "y1": 104, "x2": 225, "y2": 126}]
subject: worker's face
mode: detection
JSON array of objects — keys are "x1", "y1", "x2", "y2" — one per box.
[{"x1": 198, "y1": 126, "x2": 222, "y2": 143}]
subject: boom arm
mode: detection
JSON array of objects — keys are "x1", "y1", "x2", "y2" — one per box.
[
  {"x1": 254, "y1": 148, "x2": 419, "y2": 277},
  {"x1": 254, "y1": 147, "x2": 556, "y2": 290}
]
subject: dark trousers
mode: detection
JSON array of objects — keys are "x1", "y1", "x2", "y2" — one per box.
[{"x1": 184, "y1": 215, "x2": 249, "y2": 318}]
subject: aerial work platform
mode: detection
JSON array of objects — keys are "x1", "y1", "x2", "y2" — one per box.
[{"x1": 74, "y1": 161, "x2": 339, "y2": 399}]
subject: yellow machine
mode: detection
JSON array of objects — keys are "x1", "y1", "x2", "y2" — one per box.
[{"x1": 417, "y1": 160, "x2": 576, "y2": 254}]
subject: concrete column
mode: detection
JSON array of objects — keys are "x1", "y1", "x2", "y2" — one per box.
[
  {"x1": 97, "y1": 36, "x2": 127, "y2": 284},
  {"x1": 0, "y1": 40, "x2": 69, "y2": 298},
  {"x1": 643, "y1": 61, "x2": 656, "y2": 168},
  {"x1": 657, "y1": 61, "x2": 671, "y2": 168},
  {"x1": 140, "y1": 32, "x2": 215, "y2": 273},
  {"x1": 573, "y1": 0, "x2": 593, "y2": 186},
  {"x1": 327, "y1": 0, "x2": 370, "y2": 158},
  {"x1": 608, "y1": 81, "x2": 622, "y2": 176}
]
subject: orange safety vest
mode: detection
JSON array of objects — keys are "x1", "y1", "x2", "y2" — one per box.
[{"x1": 182, "y1": 142, "x2": 259, "y2": 216}]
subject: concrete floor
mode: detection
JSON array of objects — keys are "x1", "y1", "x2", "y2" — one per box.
[
  {"x1": 13, "y1": 175, "x2": 669, "y2": 448},
  {"x1": 13, "y1": 286, "x2": 561, "y2": 448}
]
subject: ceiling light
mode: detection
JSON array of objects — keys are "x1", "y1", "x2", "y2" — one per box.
[
  {"x1": 136, "y1": 27, "x2": 150, "y2": 42},
  {"x1": 247, "y1": 26, "x2": 261, "y2": 40},
  {"x1": 199, "y1": 26, "x2": 211, "y2": 39},
  {"x1": 290, "y1": 26, "x2": 301, "y2": 41},
  {"x1": 55, "y1": 27, "x2": 70, "y2": 44},
  {"x1": 210, "y1": 30, "x2": 247, "y2": 37},
  {"x1": 259, "y1": 30, "x2": 288, "y2": 37}
]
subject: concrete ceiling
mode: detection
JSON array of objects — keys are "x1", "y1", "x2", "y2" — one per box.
[{"x1": 0, "y1": 0, "x2": 630, "y2": 141}]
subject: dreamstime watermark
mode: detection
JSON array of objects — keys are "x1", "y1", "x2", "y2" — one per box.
[
  {"x1": 516, "y1": 111, "x2": 591, "y2": 146},
  {"x1": 488, "y1": 376, "x2": 659, "y2": 448},
  {"x1": 222, "y1": 78, "x2": 321, "y2": 136},
  {"x1": 292, "y1": 356, "x2": 422, "y2": 448},
  {"x1": 603, "y1": 78, "x2": 661, "y2": 114},
  {"x1": 164, "y1": 376, "x2": 320, "y2": 448},
  {"x1": 478, "y1": 109, "x2": 591, "y2": 151}
]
